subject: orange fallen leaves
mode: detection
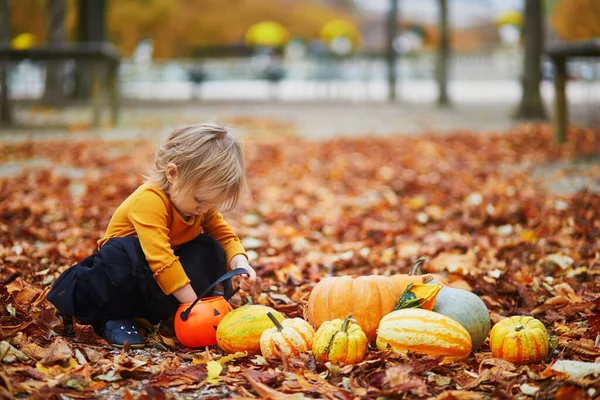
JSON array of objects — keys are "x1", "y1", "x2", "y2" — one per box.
[{"x1": 0, "y1": 124, "x2": 599, "y2": 398}]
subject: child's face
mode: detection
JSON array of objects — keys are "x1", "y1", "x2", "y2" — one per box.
[
  {"x1": 169, "y1": 185, "x2": 217, "y2": 219},
  {"x1": 165, "y1": 164, "x2": 218, "y2": 218}
]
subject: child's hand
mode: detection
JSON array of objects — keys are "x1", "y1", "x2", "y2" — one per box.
[
  {"x1": 230, "y1": 254, "x2": 257, "y2": 291},
  {"x1": 238, "y1": 264, "x2": 257, "y2": 291}
]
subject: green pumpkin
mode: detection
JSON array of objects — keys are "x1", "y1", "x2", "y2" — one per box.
[
  {"x1": 424, "y1": 275, "x2": 491, "y2": 351},
  {"x1": 216, "y1": 305, "x2": 285, "y2": 355}
]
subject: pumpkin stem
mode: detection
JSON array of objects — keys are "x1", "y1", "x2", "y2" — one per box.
[
  {"x1": 515, "y1": 325, "x2": 524, "y2": 332},
  {"x1": 409, "y1": 256, "x2": 426, "y2": 276},
  {"x1": 267, "y1": 312, "x2": 284, "y2": 331},
  {"x1": 340, "y1": 313, "x2": 353, "y2": 333}
]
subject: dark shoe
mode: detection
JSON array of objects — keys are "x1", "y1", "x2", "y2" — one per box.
[{"x1": 101, "y1": 319, "x2": 145, "y2": 349}]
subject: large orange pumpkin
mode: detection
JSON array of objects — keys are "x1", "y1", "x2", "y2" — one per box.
[
  {"x1": 306, "y1": 275, "x2": 399, "y2": 343},
  {"x1": 391, "y1": 257, "x2": 448, "y2": 293},
  {"x1": 489, "y1": 316, "x2": 548, "y2": 365}
]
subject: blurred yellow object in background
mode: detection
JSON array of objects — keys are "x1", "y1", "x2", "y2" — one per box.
[
  {"x1": 494, "y1": 10, "x2": 523, "y2": 27},
  {"x1": 245, "y1": 21, "x2": 290, "y2": 47},
  {"x1": 319, "y1": 19, "x2": 361, "y2": 47},
  {"x1": 11, "y1": 33, "x2": 37, "y2": 49}
]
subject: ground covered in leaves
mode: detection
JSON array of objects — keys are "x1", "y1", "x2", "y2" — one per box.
[{"x1": 1, "y1": 123, "x2": 599, "y2": 399}]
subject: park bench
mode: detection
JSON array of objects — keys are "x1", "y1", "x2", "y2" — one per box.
[
  {"x1": 0, "y1": 42, "x2": 121, "y2": 129},
  {"x1": 545, "y1": 39, "x2": 600, "y2": 143}
]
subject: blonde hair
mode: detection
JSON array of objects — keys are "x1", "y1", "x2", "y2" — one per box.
[{"x1": 144, "y1": 123, "x2": 246, "y2": 211}]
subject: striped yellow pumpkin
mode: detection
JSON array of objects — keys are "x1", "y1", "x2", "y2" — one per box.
[
  {"x1": 260, "y1": 312, "x2": 315, "y2": 360},
  {"x1": 376, "y1": 309, "x2": 472, "y2": 361},
  {"x1": 489, "y1": 316, "x2": 548, "y2": 365}
]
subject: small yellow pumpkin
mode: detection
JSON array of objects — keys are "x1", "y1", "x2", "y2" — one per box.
[
  {"x1": 260, "y1": 312, "x2": 315, "y2": 360},
  {"x1": 489, "y1": 316, "x2": 548, "y2": 365},
  {"x1": 394, "y1": 281, "x2": 442, "y2": 311},
  {"x1": 312, "y1": 313, "x2": 368, "y2": 365}
]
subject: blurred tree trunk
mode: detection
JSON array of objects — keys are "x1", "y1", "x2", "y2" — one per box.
[
  {"x1": 74, "y1": 0, "x2": 106, "y2": 100},
  {"x1": 386, "y1": 0, "x2": 398, "y2": 101},
  {"x1": 321, "y1": 0, "x2": 354, "y2": 12},
  {"x1": 515, "y1": 0, "x2": 547, "y2": 120},
  {"x1": 43, "y1": 0, "x2": 67, "y2": 105},
  {"x1": 436, "y1": 0, "x2": 450, "y2": 107},
  {"x1": 0, "y1": 0, "x2": 12, "y2": 125}
]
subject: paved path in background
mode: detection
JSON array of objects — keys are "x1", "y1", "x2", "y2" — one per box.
[
  {"x1": 0, "y1": 100, "x2": 526, "y2": 142},
  {"x1": 156, "y1": 101, "x2": 522, "y2": 138},
  {"x1": 0, "y1": 101, "x2": 598, "y2": 195}
]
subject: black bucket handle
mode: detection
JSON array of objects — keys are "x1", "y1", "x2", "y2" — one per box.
[{"x1": 179, "y1": 267, "x2": 249, "y2": 321}]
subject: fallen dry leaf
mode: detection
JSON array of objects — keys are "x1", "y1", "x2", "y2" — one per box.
[{"x1": 39, "y1": 337, "x2": 73, "y2": 366}]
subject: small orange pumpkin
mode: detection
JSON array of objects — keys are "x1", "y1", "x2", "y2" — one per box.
[
  {"x1": 260, "y1": 312, "x2": 315, "y2": 360},
  {"x1": 489, "y1": 316, "x2": 548, "y2": 365},
  {"x1": 391, "y1": 257, "x2": 448, "y2": 294}
]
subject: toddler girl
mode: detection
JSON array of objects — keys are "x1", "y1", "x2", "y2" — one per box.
[{"x1": 48, "y1": 123, "x2": 256, "y2": 348}]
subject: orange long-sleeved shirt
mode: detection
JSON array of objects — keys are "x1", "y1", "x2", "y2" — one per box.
[{"x1": 98, "y1": 184, "x2": 246, "y2": 295}]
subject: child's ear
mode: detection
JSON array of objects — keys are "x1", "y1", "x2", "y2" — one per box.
[{"x1": 165, "y1": 163, "x2": 179, "y2": 184}]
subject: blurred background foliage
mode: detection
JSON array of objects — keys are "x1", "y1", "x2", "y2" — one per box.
[
  {"x1": 10, "y1": 0, "x2": 358, "y2": 58},
  {"x1": 8, "y1": 0, "x2": 600, "y2": 60},
  {"x1": 4, "y1": 0, "x2": 600, "y2": 130},
  {"x1": 550, "y1": 0, "x2": 600, "y2": 42}
]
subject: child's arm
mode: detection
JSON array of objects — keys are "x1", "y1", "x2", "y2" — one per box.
[
  {"x1": 129, "y1": 189, "x2": 193, "y2": 297},
  {"x1": 202, "y1": 208, "x2": 256, "y2": 290},
  {"x1": 202, "y1": 208, "x2": 247, "y2": 267},
  {"x1": 172, "y1": 283, "x2": 197, "y2": 304}
]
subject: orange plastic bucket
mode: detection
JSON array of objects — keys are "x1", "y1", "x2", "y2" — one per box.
[
  {"x1": 174, "y1": 268, "x2": 247, "y2": 348},
  {"x1": 175, "y1": 296, "x2": 233, "y2": 347}
]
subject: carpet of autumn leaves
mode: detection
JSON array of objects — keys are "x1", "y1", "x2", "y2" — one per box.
[{"x1": 1, "y1": 122, "x2": 600, "y2": 399}]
